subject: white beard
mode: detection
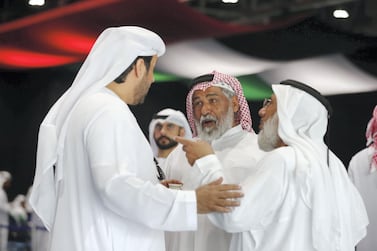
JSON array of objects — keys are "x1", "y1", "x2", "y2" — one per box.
[
  {"x1": 258, "y1": 113, "x2": 280, "y2": 152},
  {"x1": 195, "y1": 106, "x2": 234, "y2": 143}
]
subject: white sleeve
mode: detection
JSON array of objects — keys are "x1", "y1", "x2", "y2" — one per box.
[
  {"x1": 208, "y1": 150, "x2": 288, "y2": 232},
  {"x1": 191, "y1": 154, "x2": 225, "y2": 184},
  {"x1": 85, "y1": 105, "x2": 197, "y2": 231}
]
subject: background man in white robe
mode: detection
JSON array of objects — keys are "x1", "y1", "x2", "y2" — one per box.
[
  {"x1": 348, "y1": 104, "x2": 377, "y2": 251},
  {"x1": 164, "y1": 71, "x2": 265, "y2": 251},
  {"x1": 0, "y1": 171, "x2": 11, "y2": 251},
  {"x1": 148, "y1": 108, "x2": 192, "y2": 171},
  {"x1": 25, "y1": 186, "x2": 49, "y2": 251},
  {"x1": 28, "y1": 26, "x2": 244, "y2": 251},
  {"x1": 7, "y1": 194, "x2": 29, "y2": 251},
  {"x1": 176, "y1": 79, "x2": 369, "y2": 251}
]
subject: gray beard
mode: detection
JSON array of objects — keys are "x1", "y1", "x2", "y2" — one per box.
[
  {"x1": 195, "y1": 106, "x2": 234, "y2": 143},
  {"x1": 258, "y1": 113, "x2": 280, "y2": 152}
]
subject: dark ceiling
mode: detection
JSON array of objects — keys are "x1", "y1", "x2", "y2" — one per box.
[{"x1": 0, "y1": 0, "x2": 376, "y2": 71}]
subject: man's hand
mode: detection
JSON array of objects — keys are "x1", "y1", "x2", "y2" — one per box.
[
  {"x1": 195, "y1": 177, "x2": 243, "y2": 214},
  {"x1": 175, "y1": 136, "x2": 215, "y2": 166}
]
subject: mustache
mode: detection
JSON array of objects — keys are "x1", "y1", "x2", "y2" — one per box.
[
  {"x1": 199, "y1": 114, "x2": 217, "y2": 124},
  {"x1": 156, "y1": 136, "x2": 174, "y2": 142}
]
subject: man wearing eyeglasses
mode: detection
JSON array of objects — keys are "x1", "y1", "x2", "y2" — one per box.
[{"x1": 164, "y1": 71, "x2": 265, "y2": 251}]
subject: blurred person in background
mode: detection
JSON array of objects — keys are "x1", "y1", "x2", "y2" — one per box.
[
  {"x1": 8, "y1": 194, "x2": 30, "y2": 251},
  {"x1": 0, "y1": 171, "x2": 11, "y2": 251},
  {"x1": 25, "y1": 187, "x2": 48, "y2": 251},
  {"x1": 348, "y1": 104, "x2": 377, "y2": 251}
]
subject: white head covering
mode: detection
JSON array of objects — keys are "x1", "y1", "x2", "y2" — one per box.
[
  {"x1": 148, "y1": 108, "x2": 192, "y2": 157},
  {"x1": 273, "y1": 81, "x2": 368, "y2": 251},
  {"x1": 0, "y1": 171, "x2": 11, "y2": 187},
  {"x1": 29, "y1": 26, "x2": 166, "y2": 230}
]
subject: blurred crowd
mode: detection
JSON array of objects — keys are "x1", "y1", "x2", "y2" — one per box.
[{"x1": 0, "y1": 171, "x2": 48, "y2": 251}]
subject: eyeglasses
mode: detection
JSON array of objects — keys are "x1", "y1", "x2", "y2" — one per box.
[{"x1": 262, "y1": 98, "x2": 272, "y2": 108}]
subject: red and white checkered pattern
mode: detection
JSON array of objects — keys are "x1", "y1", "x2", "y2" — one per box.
[{"x1": 366, "y1": 105, "x2": 377, "y2": 171}]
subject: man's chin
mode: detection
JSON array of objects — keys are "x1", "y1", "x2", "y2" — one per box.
[{"x1": 201, "y1": 126, "x2": 216, "y2": 134}]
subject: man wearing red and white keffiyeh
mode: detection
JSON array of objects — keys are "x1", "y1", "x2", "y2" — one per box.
[
  {"x1": 164, "y1": 70, "x2": 265, "y2": 251},
  {"x1": 348, "y1": 105, "x2": 377, "y2": 251},
  {"x1": 366, "y1": 105, "x2": 377, "y2": 170}
]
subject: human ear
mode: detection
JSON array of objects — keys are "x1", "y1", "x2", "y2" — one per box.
[
  {"x1": 232, "y1": 95, "x2": 239, "y2": 113},
  {"x1": 134, "y1": 58, "x2": 146, "y2": 78}
]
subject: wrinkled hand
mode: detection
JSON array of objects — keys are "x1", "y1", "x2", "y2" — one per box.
[
  {"x1": 160, "y1": 179, "x2": 183, "y2": 188},
  {"x1": 175, "y1": 136, "x2": 215, "y2": 166},
  {"x1": 195, "y1": 177, "x2": 243, "y2": 214}
]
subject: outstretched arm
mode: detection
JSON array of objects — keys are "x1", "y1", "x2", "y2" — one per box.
[{"x1": 196, "y1": 177, "x2": 243, "y2": 214}]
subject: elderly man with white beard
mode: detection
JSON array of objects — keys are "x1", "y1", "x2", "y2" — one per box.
[
  {"x1": 176, "y1": 79, "x2": 369, "y2": 251},
  {"x1": 163, "y1": 71, "x2": 265, "y2": 251}
]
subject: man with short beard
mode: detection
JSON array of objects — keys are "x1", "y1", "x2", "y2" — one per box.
[
  {"x1": 164, "y1": 71, "x2": 265, "y2": 251},
  {"x1": 148, "y1": 108, "x2": 192, "y2": 171},
  {"x1": 176, "y1": 79, "x2": 368, "y2": 251}
]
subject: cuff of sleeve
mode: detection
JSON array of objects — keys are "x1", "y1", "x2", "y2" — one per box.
[{"x1": 195, "y1": 154, "x2": 221, "y2": 173}]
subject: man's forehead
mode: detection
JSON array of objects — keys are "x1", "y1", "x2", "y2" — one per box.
[
  {"x1": 192, "y1": 86, "x2": 224, "y2": 98},
  {"x1": 155, "y1": 121, "x2": 179, "y2": 127}
]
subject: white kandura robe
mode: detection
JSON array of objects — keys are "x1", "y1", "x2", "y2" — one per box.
[
  {"x1": 164, "y1": 125, "x2": 265, "y2": 251},
  {"x1": 348, "y1": 147, "x2": 377, "y2": 251},
  {"x1": 0, "y1": 187, "x2": 9, "y2": 251},
  {"x1": 48, "y1": 88, "x2": 197, "y2": 251},
  {"x1": 199, "y1": 147, "x2": 316, "y2": 251}
]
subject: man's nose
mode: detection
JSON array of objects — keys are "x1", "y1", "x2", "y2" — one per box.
[{"x1": 201, "y1": 102, "x2": 211, "y2": 116}]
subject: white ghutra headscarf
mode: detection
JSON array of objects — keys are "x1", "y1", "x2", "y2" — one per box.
[
  {"x1": 29, "y1": 26, "x2": 166, "y2": 230},
  {"x1": 148, "y1": 108, "x2": 192, "y2": 157},
  {"x1": 273, "y1": 81, "x2": 368, "y2": 251},
  {"x1": 0, "y1": 171, "x2": 11, "y2": 187}
]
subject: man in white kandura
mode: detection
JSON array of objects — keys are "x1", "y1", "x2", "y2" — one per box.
[
  {"x1": 0, "y1": 171, "x2": 11, "y2": 251},
  {"x1": 176, "y1": 79, "x2": 369, "y2": 251},
  {"x1": 28, "y1": 26, "x2": 243, "y2": 251},
  {"x1": 148, "y1": 108, "x2": 192, "y2": 170},
  {"x1": 348, "y1": 104, "x2": 377, "y2": 251},
  {"x1": 164, "y1": 71, "x2": 265, "y2": 251}
]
